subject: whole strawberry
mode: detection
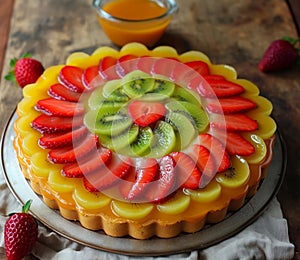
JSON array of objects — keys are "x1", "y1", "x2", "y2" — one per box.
[
  {"x1": 258, "y1": 37, "x2": 300, "y2": 72},
  {"x1": 5, "y1": 53, "x2": 44, "y2": 88},
  {"x1": 4, "y1": 200, "x2": 38, "y2": 260}
]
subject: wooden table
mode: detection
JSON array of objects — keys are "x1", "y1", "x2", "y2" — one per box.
[{"x1": 0, "y1": 0, "x2": 299, "y2": 258}]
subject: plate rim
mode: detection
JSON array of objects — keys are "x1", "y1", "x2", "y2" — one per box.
[{"x1": 0, "y1": 110, "x2": 287, "y2": 256}]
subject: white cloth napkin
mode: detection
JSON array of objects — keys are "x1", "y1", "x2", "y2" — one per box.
[{"x1": 0, "y1": 171, "x2": 295, "y2": 260}]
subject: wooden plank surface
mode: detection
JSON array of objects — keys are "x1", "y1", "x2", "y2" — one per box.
[
  {"x1": 0, "y1": 0, "x2": 299, "y2": 258},
  {"x1": 0, "y1": 0, "x2": 14, "y2": 76}
]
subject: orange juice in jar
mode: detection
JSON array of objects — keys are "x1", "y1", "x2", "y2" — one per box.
[{"x1": 93, "y1": 0, "x2": 178, "y2": 46}]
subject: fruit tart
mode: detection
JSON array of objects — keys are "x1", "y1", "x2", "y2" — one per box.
[{"x1": 13, "y1": 43, "x2": 276, "y2": 239}]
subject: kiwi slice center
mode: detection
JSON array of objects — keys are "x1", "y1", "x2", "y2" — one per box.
[{"x1": 85, "y1": 70, "x2": 207, "y2": 157}]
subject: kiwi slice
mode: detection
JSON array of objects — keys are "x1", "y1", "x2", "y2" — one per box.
[
  {"x1": 147, "y1": 121, "x2": 176, "y2": 158},
  {"x1": 119, "y1": 126, "x2": 154, "y2": 157},
  {"x1": 149, "y1": 77, "x2": 175, "y2": 98},
  {"x1": 166, "y1": 101, "x2": 209, "y2": 133},
  {"x1": 106, "y1": 89, "x2": 129, "y2": 102},
  {"x1": 88, "y1": 87, "x2": 126, "y2": 110},
  {"x1": 84, "y1": 107, "x2": 132, "y2": 136},
  {"x1": 102, "y1": 79, "x2": 122, "y2": 97},
  {"x1": 98, "y1": 124, "x2": 139, "y2": 151},
  {"x1": 122, "y1": 70, "x2": 155, "y2": 98},
  {"x1": 98, "y1": 100, "x2": 127, "y2": 110},
  {"x1": 102, "y1": 79, "x2": 129, "y2": 102},
  {"x1": 172, "y1": 86, "x2": 201, "y2": 106},
  {"x1": 138, "y1": 93, "x2": 171, "y2": 102},
  {"x1": 88, "y1": 87, "x2": 104, "y2": 110},
  {"x1": 129, "y1": 127, "x2": 154, "y2": 156},
  {"x1": 166, "y1": 112, "x2": 196, "y2": 149},
  {"x1": 215, "y1": 156, "x2": 250, "y2": 188}
]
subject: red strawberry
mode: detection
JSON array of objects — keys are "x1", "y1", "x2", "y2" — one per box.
[
  {"x1": 210, "y1": 114, "x2": 258, "y2": 131},
  {"x1": 4, "y1": 200, "x2": 38, "y2": 260},
  {"x1": 203, "y1": 74, "x2": 225, "y2": 81},
  {"x1": 206, "y1": 96, "x2": 257, "y2": 114},
  {"x1": 62, "y1": 148, "x2": 112, "y2": 177},
  {"x1": 151, "y1": 57, "x2": 178, "y2": 78},
  {"x1": 146, "y1": 155, "x2": 176, "y2": 203},
  {"x1": 31, "y1": 114, "x2": 83, "y2": 134},
  {"x1": 190, "y1": 78, "x2": 245, "y2": 98},
  {"x1": 192, "y1": 144, "x2": 216, "y2": 180},
  {"x1": 82, "y1": 65, "x2": 103, "y2": 89},
  {"x1": 136, "y1": 56, "x2": 155, "y2": 74},
  {"x1": 184, "y1": 60, "x2": 210, "y2": 76},
  {"x1": 213, "y1": 131, "x2": 255, "y2": 156},
  {"x1": 48, "y1": 83, "x2": 81, "y2": 102},
  {"x1": 35, "y1": 98, "x2": 85, "y2": 117},
  {"x1": 258, "y1": 37, "x2": 299, "y2": 72},
  {"x1": 5, "y1": 54, "x2": 44, "y2": 88},
  {"x1": 48, "y1": 134, "x2": 98, "y2": 164},
  {"x1": 128, "y1": 100, "x2": 166, "y2": 127},
  {"x1": 125, "y1": 158, "x2": 159, "y2": 200},
  {"x1": 198, "y1": 133, "x2": 231, "y2": 173},
  {"x1": 170, "y1": 62, "x2": 200, "y2": 85},
  {"x1": 59, "y1": 66, "x2": 86, "y2": 93},
  {"x1": 38, "y1": 125, "x2": 88, "y2": 149},
  {"x1": 170, "y1": 152, "x2": 202, "y2": 189},
  {"x1": 84, "y1": 156, "x2": 132, "y2": 192},
  {"x1": 98, "y1": 56, "x2": 119, "y2": 80},
  {"x1": 116, "y1": 54, "x2": 138, "y2": 77}
]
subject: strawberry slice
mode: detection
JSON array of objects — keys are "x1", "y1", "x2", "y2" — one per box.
[
  {"x1": 118, "y1": 167, "x2": 137, "y2": 200},
  {"x1": 146, "y1": 155, "x2": 176, "y2": 203},
  {"x1": 190, "y1": 78, "x2": 245, "y2": 98},
  {"x1": 31, "y1": 114, "x2": 83, "y2": 134},
  {"x1": 38, "y1": 125, "x2": 88, "y2": 149},
  {"x1": 128, "y1": 100, "x2": 166, "y2": 127},
  {"x1": 170, "y1": 152, "x2": 202, "y2": 189},
  {"x1": 184, "y1": 60, "x2": 210, "y2": 76},
  {"x1": 125, "y1": 158, "x2": 159, "y2": 200},
  {"x1": 116, "y1": 55, "x2": 138, "y2": 77},
  {"x1": 35, "y1": 98, "x2": 84, "y2": 117},
  {"x1": 198, "y1": 133, "x2": 231, "y2": 173},
  {"x1": 206, "y1": 96, "x2": 257, "y2": 114},
  {"x1": 98, "y1": 56, "x2": 119, "y2": 80},
  {"x1": 48, "y1": 83, "x2": 81, "y2": 102},
  {"x1": 210, "y1": 114, "x2": 259, "y2": 131},
  {"x1": 62, "y1": 148, "x2": 112, "y2": 177},
  {"x1": 170, "y1": 62, "x2": 201, "y2": 86},
  {"x1": 192, "y1": 145, "x2": 216, "y2": 187},
  {"x1": 135, "y1": 56, "x2": 155, "y2": 74},
  {"x1": 225, "y1": 132, "x2": 255, "y2": 156},
  {"x1": 82, "y1": 65, "x2": 103, "y2": 90},
  {"x1": 203, "y1": 74, "x2": 225, "y2": 81},
  {"x1": 48, "y1": 134, "x2": 98, "y2": 164},
  {"x1": 59, "y1": 66, "x2": 86, "y2": 93},
  {"x1": 83, "y1": 156, "x2": 132, "y2": 192},
  {"x1": 213, "y1": 131, "x2": 255, "y2": 156},
  {"x1": 151, "y1": 58, "x2": 178, "y2": 78}
]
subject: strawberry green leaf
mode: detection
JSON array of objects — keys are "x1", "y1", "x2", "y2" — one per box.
[
  {"x1": 4, "y1": 73, "x2": 15, "y2": 82},
  {"x1": 21, "y1": 53, "x2": 32, "y2": 58},
  {"x1": 9, "y1": 58, "x2": 17, "y2": 68},
  {"x1": 22, "y1": 199, "x2": 33, "y2": 213},
  {"x1": 282, "y1": 36, "x2": 300, "y2": 46}
]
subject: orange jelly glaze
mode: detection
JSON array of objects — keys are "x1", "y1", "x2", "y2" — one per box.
[{"x1": 98, "y1": 0, "x2": 170, "y2": 46}]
